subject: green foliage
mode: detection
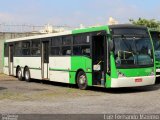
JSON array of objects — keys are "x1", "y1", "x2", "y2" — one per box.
[{"x1": 129, "y1": 18, "x2": 160, "y2": 29}]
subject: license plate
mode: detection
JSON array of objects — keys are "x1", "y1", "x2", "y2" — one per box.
[{"x1": 135, "y1": 78, "x2": 143, "y2": 82}]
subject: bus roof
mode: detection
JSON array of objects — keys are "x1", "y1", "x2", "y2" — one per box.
[
  {"x1": 72, "y1": 25, "x2": 110, "y2": 34},
  {"x1": 5, "y1": 30, "x2": 72, "y2": 43},
  {"x1": 5, "y1": 25, "x2": 110, "y2": 43},
  {"x1": 109, "y1": 24, "x2": 147, "y2": 29},
  {"x1": 5, "y1": 24, "x2": 147, "y2": 43}
]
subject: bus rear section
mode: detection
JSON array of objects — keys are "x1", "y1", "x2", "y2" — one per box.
[
  {"x1": 106, "y1": 25, "x2": 156, "y2": 88},
  {"x1": 150, "y1": 30, "x2": 160, "y2": 77}
]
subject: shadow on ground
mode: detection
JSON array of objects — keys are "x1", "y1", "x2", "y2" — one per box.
[
  {"x1": 0, "y1": 87, "x2": 7, "y2": 91},
  {"x1": 29, "y1": 78, "x2": 160, "y2": 94}
]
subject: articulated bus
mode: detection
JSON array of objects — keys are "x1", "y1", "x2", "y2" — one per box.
[
  {"x1": 3, "y1": 24, "x2": 156, "y2": 90},
  {"x1": 150, "y1": 30, "x2": 160, "y2": 77}
]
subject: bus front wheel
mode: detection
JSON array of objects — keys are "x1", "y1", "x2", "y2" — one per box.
[
  {"x1": 77, "y1": 71, "x2": 88, "y2": 90},
  {"x1": 24, "y1": 68, "x2": 31, "y2": 82}
]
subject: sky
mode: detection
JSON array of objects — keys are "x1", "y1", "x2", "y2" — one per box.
[{"x1": 0, "y1": 0, "x2": 160, "y2": 27}]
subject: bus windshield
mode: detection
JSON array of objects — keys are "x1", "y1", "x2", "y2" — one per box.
[
  {"x1": 114, "y1": 36, "x2": 153, "y2": 68},
  {"x1": 151, "y1": 32, "x2": 160, "y2": 61}
]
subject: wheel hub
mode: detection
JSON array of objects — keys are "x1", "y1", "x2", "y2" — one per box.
[
  {"x1": 18, "y1": 70, "x2": 21, "y2": 78},
  {"x1": 25, "y1": 71, "x2": 29, "y2": 80},
  {"x1": 79, "y1": 75, "x2": 86, "y2": 84}
]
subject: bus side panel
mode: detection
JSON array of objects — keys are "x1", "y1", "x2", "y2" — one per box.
[
  {"x1": 3, "y1": 57, "x2": 9, "y2": 75},
  {"x1": 69, "y1": 72, "x2": 76, "y2": 84},
  {"x1": 49, "y1": 57, "x2": 71, "y2": 83},
  {"x1": 106, "y1": 74, "x2": 112, "y2": 88},
  {"x1": 14, "y1": 57, "x2": 42, "y2": 79},
  {"x1": 30, "y1": 69, "x2": 42, "y2": 80},
  {"x1": 70, "y1": 56, "x2": 92, "y2": 86},
  {"x1": 106, "y1": 52, "x2": 118, "y2": 88}
]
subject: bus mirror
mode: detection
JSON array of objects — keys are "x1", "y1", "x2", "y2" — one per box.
[{"x1": 109, "y1": 40, "x2": 114, "y2": 51}]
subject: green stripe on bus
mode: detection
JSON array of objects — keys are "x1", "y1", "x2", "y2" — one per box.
[
  {"x1": 72, "y1": 26, "x2": 109, "y2": 34},
  {"x1": 30, "y1": 68, "x2": 41, "y2": 70},
  {"x1": 13, "y1": 66, "x2": 41, "y2": 70}
]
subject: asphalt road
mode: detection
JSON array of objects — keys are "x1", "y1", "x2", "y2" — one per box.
[{"x1": 0, "y1": 74, "x2": 160, "y2": 114}]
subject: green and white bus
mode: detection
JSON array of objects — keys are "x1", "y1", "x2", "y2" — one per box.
[
  {"x1": 3, "y1": 24, "x2": 156, "y2": 89},
  {"x1": 150, "y1": 30, "x2": 160, "y2": 77}
]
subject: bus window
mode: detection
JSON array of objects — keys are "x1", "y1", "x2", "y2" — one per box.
[
  {"x1": 62, "y1": 36, "x2": 72, "y2": 46},
  {"x1": 50, "y1": 47, "x2": 61, "y2": 56},
  {"x1": 51, "y1": 37, "x2": 62, "y2": 46},
  {"x1": 73, "y1": 46, "x2": 81, "y2": 55},
  {"x1": 31, "y1": 40, "x2": 40, "y2": 56},
  {"x1": 22, "y1": 49, "x2": 30, "y2": 56},
  {"x1": 74, "y1": 34, "x2": 90, "y2": 45},
  {"x1": 81, "y1": 46, "x2": 90, "y2": 56},
  {"x1": 32, "y1": 40, "x2": 40, "y2": 48},
  {"x1": 14, "y1": 42, "x2": 22, "y2": 56},
  {"x1": 62, "y1": 46, "x2": 72, "y2": 55},
  {"x1": 31, "y1": 48, "x2": 40, "y2": 56},
  {"x1": 22, "y1": 41, "x2": 30, "y2": 56},
  {"x1": 73, "y1": 45, "x2": 90, "y2": 56},
  {"x1": 22, "y1": 41, "x2": 30, "y2": 48}
]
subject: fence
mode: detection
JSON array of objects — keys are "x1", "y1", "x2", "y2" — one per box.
[{"x1": 0, "y1": 24, "x2": 75, "y2": 33}]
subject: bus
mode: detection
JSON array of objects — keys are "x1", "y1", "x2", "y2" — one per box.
[
  {"x1": 3, "y1": 24, "x2": 156, "y2": 90},
  {"x1": 150, "y1": 30, "x2": 160, "y2": 77}
]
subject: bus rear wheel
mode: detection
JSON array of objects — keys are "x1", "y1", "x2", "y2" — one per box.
[
  {"x1": 77, "y1": 71, "x2": 88, "y2": 90},
  {"x1": 17, "y1": 68, "x2": 23, "y2": 81},
  {"x1": 24, "y1": 68, "x2": 31, "y2": 82}
]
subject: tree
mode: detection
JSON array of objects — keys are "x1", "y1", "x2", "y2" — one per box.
[{"x1": 129, "y1": 18, "x2": 160, "y2": 29}]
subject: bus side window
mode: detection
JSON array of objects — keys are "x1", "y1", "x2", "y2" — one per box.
[
  {"x1": 62, "y1": 46, "x2": 72, "y2": 55},
  {"x1": 62, "y1": 36, "x2": 72, "y2": 46},
  {"x1": 50, "y1": 37, "x2": 62, "y2": 56},
  {"x1": 73, "y1": 46, "x2": 81, "y2": 55},
  {"x1": 73, "y1": 46, "x2": 90, "y2": 57},
  {"x1": 74, "y1": 34, "x2": 90, "y2": 45},
  {"x1": 81, "y1": 46, "x2": 90, "y2": 56},
  {"x1": 51, "y1": 37, "x2": 62, "y2": 46},
  {"x1": 14, "y1": 42, "x2": 22, "y2": 56},
  {"x1": 50, "y1": 47, "x2": 61, "y2": 56},
  {"x1": 31, "y1": 40, "x2": 40, "y2": 56},
  {"x1": 22, "y1": 41, "x2": 31, "y2": 56},
  {"x1": 73, "y1": 34, "x2": 91, "y2": 57}
]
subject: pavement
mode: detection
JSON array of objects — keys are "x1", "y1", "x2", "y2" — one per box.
[{"x1": 0, "y1": 74, "x2": 160, "y2": 114}]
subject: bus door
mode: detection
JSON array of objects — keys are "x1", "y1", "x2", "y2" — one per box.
[
  {"x1": 42, "y1": 41, "x2": 49, "y2": 79},
  {"x1": 92, "y1": 34, "x2": 107, "y2": 86},
  {"x1": 9, "y1": 45, "x2": 14, "y2": 75}
]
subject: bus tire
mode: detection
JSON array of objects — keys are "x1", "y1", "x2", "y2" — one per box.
[
  {"x1": 17, "y1": 67, "x2": 23, "y2": 81},
  {"x1": 77, "y1": 71, "x2": 88, "y2": 90},
  {"x1": 24, "y1": 68, "x2": 31, "y2": 82}
]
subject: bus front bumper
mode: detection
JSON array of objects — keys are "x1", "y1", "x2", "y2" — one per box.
[{"x1": 111, "y1": 76, "x2": 155, "y2": 88}]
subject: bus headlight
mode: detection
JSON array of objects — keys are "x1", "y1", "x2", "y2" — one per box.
[
  {"x1": 117, "y1": 71, "x2": 126, "y2": 78},
  {"x1": 150, "y1": 70, "x2": 155, "y2": 76}
]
